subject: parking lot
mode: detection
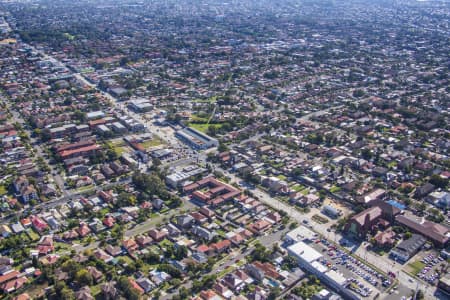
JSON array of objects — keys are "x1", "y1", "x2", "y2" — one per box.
[
  {"x1": 408, "y1": 251, "x2": 448, "y2": 286},
  {"x1": 309, "y1": 238, "x2": 392, "y2": 298}
]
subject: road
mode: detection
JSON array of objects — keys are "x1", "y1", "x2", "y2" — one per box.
[
  {"x1": 3, "y1": 99, "x2": 69, "y2": 196},
  {"x1": 13, "y1": 43, "x2": 435, "y2": 299},
  {"x1": 161, "y1": 227, "x2": 289, "y2": 300},
  {"x1": 0, "y1": 177, "x2": 131, "y2": 225},
  {"x1": 217, "y1": 167, "x2": 441, "y2": 299}
]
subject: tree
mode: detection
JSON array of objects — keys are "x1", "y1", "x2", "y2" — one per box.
[
  {"x1": 174, "y1": 245, "x2": 188, "y2": 260},
  {"x1": 416, "y1": 202, "x2": 427, "y2": 214},
  {"x1": 54, "y1": 281, "x2": 75, "y2": 300},
  {"x1": 61, "y1": 259, "x2": 81, "y2": 278},
  {"x1": 353, "y1": 89, "x2": 365, "y2": 98},
  {"x1": 429, "y1": 175, "x2": 448, "y2": 189},
  {"x1": 217, "y1": 142, "x2": 228, "y2": 152},
  {"x1": 207, "y1": 125, "x2": 217, "y2": 137},
  {"x1": 117, "y1": 276, "x2": 140, "y2": 300},
  {"x1": 281, "y1": 255, "x2": 298, "y2": 270},
  {"x1": 361, "y1": 148, "x2": 373, "y2": 160},
  {"x1": 73, "y1": 110, "x2": 87, "y2": 122},
  {"x1": 415, "y1": 289, "x2": 425, "y2": 300},
  {"x1": 40, "y1": 128, "x2": 52, "y2": 142},
  {"x1": 157, "y1": 264, "x2": 182, "y2": 278},
  {"x1": 60, "y1": 287, "x2": 75, "y2": 300},
  {"x1": 248, "y1": 243, "x2": 270, "y2": 262},
  {"x1": 170, "y1": 278, "x2": 181, "y2": 287},
  {"x1": 132, "y1": 171, "x2": 166, "y2": 197},
  {"x1": 192, "y1": 274, "x2": 217, "y2": 293},
  {"x1": 75, "y1": 269, "x2": 93, "y2": 286},
  {"x1": 268, "y1": 286, "x2": 281, "y2": 300}
]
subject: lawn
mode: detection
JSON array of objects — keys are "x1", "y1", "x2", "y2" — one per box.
[
  {"x1": 388, "y1": 161, "x2": 397, "y2": 168},
  {"x1": 159, "y1": 239, "x2": 173, "y2": 249},
  {"x1": 160, "y1": 207, "x2": 170, "y2": 214},
  {"x1": 277, "y1": 174, "x2": 287, "y2": 181},
  {"x1": 117, "y1": 255, "x2": 134, "y2": 265},
  {"x1": 271, "y1": 162, "x2": 285, "y2": 169},
  {"x1": 140, "y1": 137, "x2": 163, "y2": 149},
  {"x1": 312, "y1": 214, "x2": 329, "y2": 224},
  {"x1": 408, "y1": 261, "x2": 425, "y2": 275},
  {"x1": 54, "y1": 242, "x2": 72, "y2": 252},
  {"x1": 27, "y1": 230, "x2": 40, "y2": 242},
  {"x1": 63, "y1": 32, "x2": 75, "y2": 40},
  {"x1": 75, "y1": 184, "x2": 95, "y2": 194},
  {"x1": 113, "y1": 146, "x2": 127, "y2": 156},
  {"x1": 330, "y1": 186, "x2": 341, "y2": 193},
  {"x1": 291, "y1": 184, "x2": 305, "y2": 192},
  {"x1": 217, "y1": 266, "x2": 234, "y2": 278},
  {"x1": 90, "y1": 284, "x2": 102, "y2": 297},
  {"x1": 217, "y1": 229, "x2": 226, "y2": 237},
  {"x1": 0, "y1": 185, "x2": 6, "y2": 195},
  {"x1": 193, "y1": 96, "x2": 217, "y2": 104},
  {"x1": 190, "y1": 114, "x2": 209, "y2": 123},
  {"x1": 188, "y1": 123, "x2": 222, "y2": 134}
]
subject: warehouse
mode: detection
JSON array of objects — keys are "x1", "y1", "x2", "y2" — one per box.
[
  {"x1": 175, "y1": 127, "x2": 219, "y2": 150},
  {"x1": 287, "y1": 241, "x2": 359, "y2": 300}
]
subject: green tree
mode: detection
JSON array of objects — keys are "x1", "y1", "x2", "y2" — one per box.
[
  {"x1": 429, "y1": 174, "x2": 448, "y2": 189},
  {"x1": 75, "y1": 269, "x2": 93, "y2": 286}
]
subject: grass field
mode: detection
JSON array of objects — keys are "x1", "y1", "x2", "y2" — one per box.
[
  {"x1": 189, "y1": 123, "x2": 209, "y2": 133},
  {"x1": 193, "y1": 96, "x2": 217, "y2": 103},
  {"x1": 277, "y1": 174, "x2": 287, "y2": 181},
  {"x1": 408, "y1": 261, "x2": 425, "y2": 275},
  {"x1": 0, "y1": 185, "x2": 7, "y2": 195},
  {"x1": 330, "y1": 185, "x2": 341, "y2": 193},
  {"x1": 27, "y1": 230, "x2": 40, "y2": 242},
  {"x1": 312, "y1": 214, "x2": 329, "y2": 224},
  {"x1": 140, "y1": 137, "x2": 163, "y2": 149},
  {"x1": 291, "y1": 184, "x2": 305, "y2": 192},
  {"x1": 190, "y1": 115, "x2": 209, "y2": 123},
  {"x1": 189, "y1": 123, "x2": 222, "y2": 133},
  {"x1": 75, "y1": 184, "x2": 95, "y2": 194},
  {"x1": 217, "y1": 266, "x2": 234, "y2": 278},
  {"x1": 106, "y1": 140, "x2": 129, "y2": 156}
]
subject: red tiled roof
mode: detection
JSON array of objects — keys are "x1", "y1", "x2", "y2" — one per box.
[
  {"x1": 197, "y1": 244, "x2": 210, "y2": 253},
  {"x1": 128, "y1": 278, "x2": 144, "y2": 295},
  {"x1": 0, "y1": 271, "x2": 20, "y2": 284},
  {"x1": 59, "y1": 144, "x2": 100, "y2": 158},
  {"x1": 30, "y1": 216, "x2": 48, "y2": 231},
  {"x1": 1, "y1": 277, "x2": 27, "y2": 293},
  {"x1": 210, "y1": 240, "x2": 231, "y2": 251}
]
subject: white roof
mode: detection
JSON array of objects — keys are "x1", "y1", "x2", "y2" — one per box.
[
  {"x1": 86, "y1": 111, "x2": 105, "y2": 119},
  {"x1": 311, "y1": 260, "x2": 328, "y2": 273},
  {"x1": 285, "y1": 226, "x2": 316, "y2": 242},
  {"x1": 287, "y1": 241, "x2": 322, "y2": 263},
  {"x1": 326, "y1": 269, "x2": 347, "y2": 286}
]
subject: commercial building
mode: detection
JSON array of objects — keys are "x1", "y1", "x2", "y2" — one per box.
[
  {"x1": 166, "y1": 165, "x2": 207, "y2": 188},
  {"x1": 395, "y1": 214, "x2": 449, "y2": 247},
  {"x1": 86, "y1": 111, "x2": 105, "y2": 120},
  {"x1": 284, "y1": 226, "x2": 317, "y2": 245},
  {"x1": 176, "y1": 127, "x2": 218, "y2": 150},
  {"x1": 344, "y1": 201, "x2": 401, "y2": 239},
  {"x1": 322, "y1": 205, "x2": 340, "y2": 219},
  {"x1": 287, "y1": 242, "x2": 358, "y2": 300},
  {"x1": 183, "y1": 177, "x2": 241, "y2": 206},
  {"x1": 389, "y1": 234, "x2": 426, "y2": 263},
  {"x1": 438, "y1": 273, "x2": 450, "y2": 295},
  {"x1": 128, "y1": 99, "x2": 153, "y2": 113}
]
